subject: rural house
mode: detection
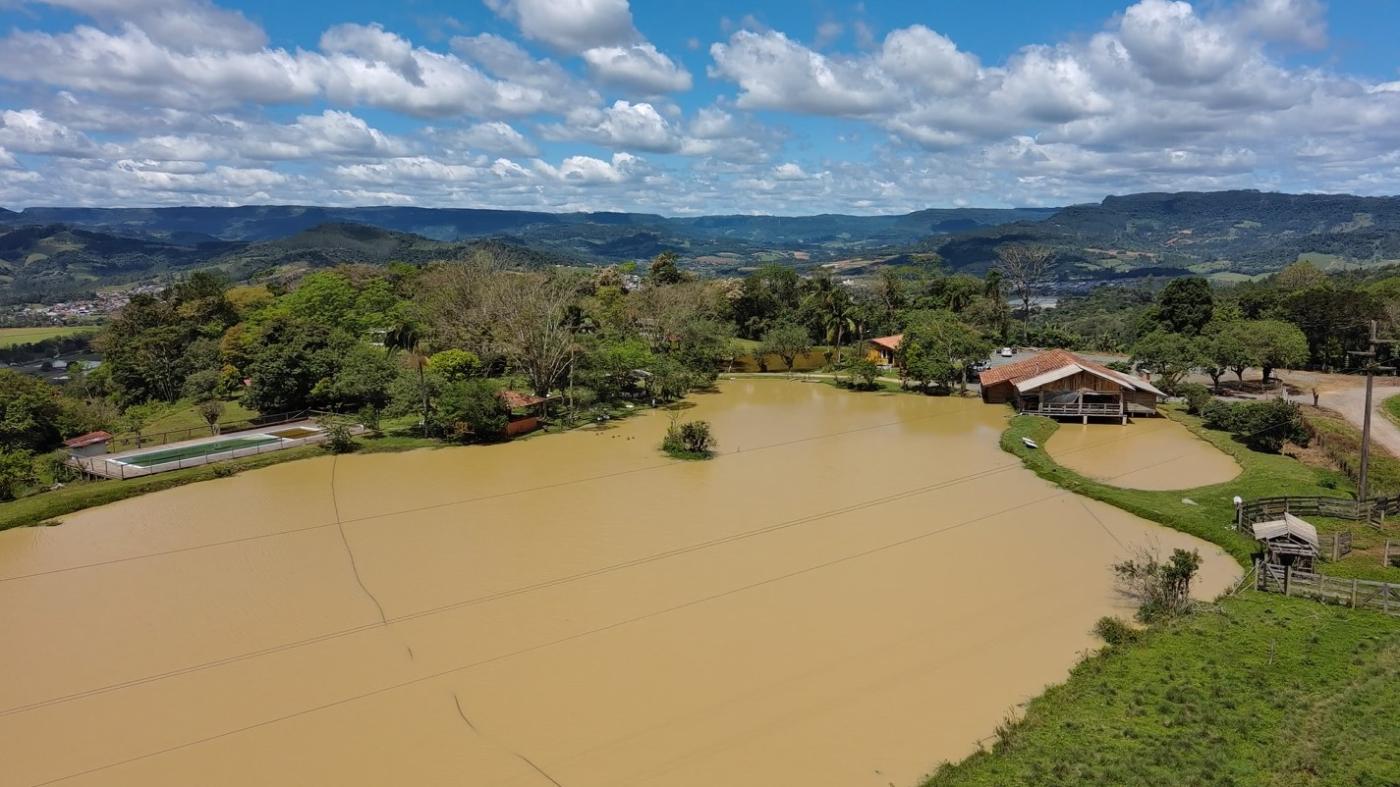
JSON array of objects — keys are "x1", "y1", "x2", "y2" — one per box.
[
  {"x1": 978, "y1": 349, "x2": 1165, "y2": 423},
  {"x1": 866, "y1": 334, "x2": 902, "y2": 365}
]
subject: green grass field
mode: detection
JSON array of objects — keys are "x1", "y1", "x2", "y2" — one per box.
[
  {"x1": 0, "y1": 325, "x2": 96, "y2": 348},
  {"x1": 1383, "y1": 393, "x2": 1400, "y2": 429},
  {"x1": 923, "y1": 409, "x2": 1400, "y2": 787}
]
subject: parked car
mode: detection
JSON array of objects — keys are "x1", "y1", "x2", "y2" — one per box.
[{"x1": 999, "y1": 347, "x2": 1014, "y2": 357}]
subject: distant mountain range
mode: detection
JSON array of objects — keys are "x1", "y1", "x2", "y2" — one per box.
[
  {"x1": 929, "y1": 191, "x2": 1400, "y2": 281},
  {"x1": 4, "y1": 191, "x2": 1400, "y2": 304}
]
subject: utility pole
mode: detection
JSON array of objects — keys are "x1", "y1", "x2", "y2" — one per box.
[{"x1": 1347, "y1": 320, "x2": 1395, "y2": 501}]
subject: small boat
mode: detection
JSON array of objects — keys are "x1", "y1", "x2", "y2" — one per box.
[{"x1": 1021, "y1": 437, "x2": 1038, "y2": 449}]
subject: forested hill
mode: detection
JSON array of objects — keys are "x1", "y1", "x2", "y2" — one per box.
[
  {"x1": 0, "y1": 223, "x2": 571, "y2": 304},
  {"x1": 931, "y1": 190, "x2": 1400, "y2": 280},
  {"x1": 0, "y1": 204, "x2": 1055, "y2": 246},
  {"x1": 6, "y1": 191, "x2": 1400, "y2": 302}
]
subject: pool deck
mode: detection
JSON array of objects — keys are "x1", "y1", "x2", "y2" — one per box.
[{"x1": 70, "y1": 420, "x2": 332, "y2": 480}]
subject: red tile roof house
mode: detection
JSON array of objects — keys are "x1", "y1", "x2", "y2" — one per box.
[
  {"x1": 978, "y1": 349, "x2": 1166, "y2": 424},
  {"x1": 62, "y1": 430, "x2": 112, "y2": 458},
  {"x1": 866, "y1": 334, "x2": 902, "y2": 365}
]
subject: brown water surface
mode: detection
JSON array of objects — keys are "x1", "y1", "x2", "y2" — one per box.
[
  {"x1": 0, "y1": 380, "x2": 1238, "y2": 787},
  {"x1": 1046, "y1": 417, "x2": 1241, "y2": 490}
]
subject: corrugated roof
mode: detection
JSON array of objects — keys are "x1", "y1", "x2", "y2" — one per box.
[
  {"x1": 62, "y1": 430, "x2": 111, "y2": 448},
  {"x1": 978, "y1": 349, "x2": 1166, "y2": 398},
  {"x1": 1251, "y1": 512, "x2": 1320, "y2": 548},
  {"x1": 499, "y1": 390, "x2": 549, "y2": 410},
  {"x1": 869, "y1": 334, "x2": 902, "y2": 351}
]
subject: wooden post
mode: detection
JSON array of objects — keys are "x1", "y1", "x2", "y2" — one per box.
[
  {"x1": 1333, "y1": 536, "x2": 1340, "y2": 562},
  {"x1": 1352, "y1": 578, "x2": 1359, "y2": 608},
  {"x1": 1284, "y1": 565, "x2": 1292, "y2": 596}
]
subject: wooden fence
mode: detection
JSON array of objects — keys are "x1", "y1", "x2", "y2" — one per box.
[
  {"x1": 1238, "y1": 495, "x2": 1400, "y2": 529},
  {"x1": 1257, "y1": 563, "x2": 1400, "y2": 616},
  {"x1": 1319, "y1": 531, "x2": 1353, "y2": 561}
]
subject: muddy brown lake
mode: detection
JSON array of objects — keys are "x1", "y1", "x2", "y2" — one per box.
[
  {"x1": 0, "y1": 379, "x2": 1240, "y2": 787},
  {"x1": 1046, "y1": 417, "x2": 1242, "y2": 490}
]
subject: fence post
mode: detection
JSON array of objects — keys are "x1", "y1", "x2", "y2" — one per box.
[
  {"x1": 1333, "y1": 537, "x2": 1340, "y2": 562},
  {"x1": 1284, "y1": 565, "x2": 1292, "y2": 596},
  {"x1": 1352, "y1": 578, "x2": 1359, "y2": 608}
]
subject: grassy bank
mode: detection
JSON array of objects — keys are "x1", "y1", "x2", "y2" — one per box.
[
  {"x1": 925, "y1": 409, "x2": 1400, "y2": 787},
  {"x1": 1002, "y1": 407, "x2": 1344, "y2": 565},
  {"x1": 0, "y1": 429, "x2": 441, "y2": 531},
  {"x1": 924, "y1": 593, "x2": 1400, "y2": 787}
]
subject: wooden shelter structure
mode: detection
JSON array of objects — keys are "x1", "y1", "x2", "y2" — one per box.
[
  {"x1": 1252, "y1": 512, "x2": 1321, "y2": 571},
  {"x1": 499, "y1": 390, "x2": 556, "y2": 436},
  {"x1": 978, "y1": 349, "x2": 1165, "y2": 423},
  {"x1": 63, "y1": 430, "x2": 112, "y2": 458},
  {"x1": 866, "y1": 334, "x2": 902, "y2": 365}
]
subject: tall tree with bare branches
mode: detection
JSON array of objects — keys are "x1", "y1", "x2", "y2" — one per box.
[
  {"x1": 995, "y1": 244, "x2": 1053, "y2": 344},
  {"x1": 483, "y1": 271, "x2": 580, "y2": 398}
]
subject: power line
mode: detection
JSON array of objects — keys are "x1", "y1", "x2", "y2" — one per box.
[{"x1": 3, "y1": 417, "x2": 1183, "y2": 719}]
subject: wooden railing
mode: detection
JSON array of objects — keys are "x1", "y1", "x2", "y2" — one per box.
[
  {"x1": 1257, "y1": 563, "x2": 1400, "y2": 616},
  {"x1": 1032, "y1": 401, "x2": 1123, "y2": 416},
  {"x1": 1238, "y1": 495, "x2": 1400, "y2": 529}
]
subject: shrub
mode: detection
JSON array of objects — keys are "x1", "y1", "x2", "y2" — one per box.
[
  {"x1": 663, "y1": 419, "x2": 715, "y2": 459},
  {"x1": 435, "y1": 379, "x2": 509, "y2": 442},
  {"x1": 1201, "y1": 397, "x2": 1308, "y2": 453},
  {"x1": 356, "y1": 404, "x2": 382, "y2": 435},
  {"x1": 211, "y1": 464, "x2": 238, "y2": 478},
  {"x1": 0, "y1": 449, "x2": 37, "y2": 500},
  {"x1": 842, "y1": 356, "x2": 881, "y2": 390},
  {"x1": 316, "y1": 415, "x2": 358, "y2": 454},
  {"x1": 42, "y1": 450, "x2": 80, "y2": 484},
  {"x1": 1177, "y1": 382, "x2": 1212, "y2": 415},
  {"x1": 1093, "y1": 615, "x2": 1141, "y2": 646},
  {"x1": 1113, "y1": 548, "x2": 1202, "y2": 623}
]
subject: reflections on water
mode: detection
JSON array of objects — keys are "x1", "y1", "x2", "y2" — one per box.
[
  {"x1": 1046, "y1": 417, "x2": 1241, "y2": 490},
  {"x1": 0, "y1": 380, "x2": 1239, "y2": 787}
]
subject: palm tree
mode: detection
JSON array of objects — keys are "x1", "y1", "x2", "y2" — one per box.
[
  {"x1": 807, "y1": 275, "x2": 856, "y2": 364},
  {"x1": 384, "y1": 320, "x2": 430, "y2": 434}
]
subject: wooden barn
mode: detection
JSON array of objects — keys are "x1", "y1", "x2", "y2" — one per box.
[
  {"x1": 1251, "y1": 512, "x2": 1320, "y2": 571},
  {"x1": 978, "y1": 349, "x2": 1165, "y2": 423}
]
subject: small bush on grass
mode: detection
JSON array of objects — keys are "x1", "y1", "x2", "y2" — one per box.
[
  {"x1": 840, "y1": 356, "x2": 882, "y2": 390},
  {"x1": 317, "y1": 415, "x2": 358, "y2": 454},
  {"x1": 1113, "y1": 547, "x2": 1202, "y2": 623},
  {"x1": 1177, "y1": 382, "x2": 1212, "y2": 415},
  {"x1": 663, "y1": 419, "x2": 715, "y2": 459},
  {"x1": 1093, "y1": 615, "x2": 1141, "y2": 646}
]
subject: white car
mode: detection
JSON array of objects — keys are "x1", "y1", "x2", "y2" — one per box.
[{"x1": 999, "y1": 347, "x2": 1014, "y2": 357}]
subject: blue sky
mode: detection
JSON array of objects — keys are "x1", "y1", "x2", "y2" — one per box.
[{"x1": 1, "y1": 0, "x2": 1398, "y2": 214}]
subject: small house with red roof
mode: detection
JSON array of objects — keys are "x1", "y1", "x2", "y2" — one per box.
[
  {"x1": 62, "y1": 430, "x2": 112, "y2": 458},
  {"x1": 978, "y1": 349, "x2": 1164, "y2": 423},
  {"x1": 866, "y1": 334, "x2": 903, "y2": 365}
]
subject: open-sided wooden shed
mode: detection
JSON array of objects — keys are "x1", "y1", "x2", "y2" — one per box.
[
  {"x1": 1252, "y1": 512, "x2": 1321, "y2": 571},
  {"x1": 978, "y1": 349, "x2": 1165, "y2": 423}
]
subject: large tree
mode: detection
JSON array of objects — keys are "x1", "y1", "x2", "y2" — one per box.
[
  {"x1": 898, "y1": 310, "x2": 992, "y2": 393},
  {"x1": 1130, "y1": 330, "x2": 1200, "y2": 392},
  {"x1": 483, "y1": 271, "x2": 579, "y2": 397},
  {"x1": 1250, "y1": 319, "x2": 1309, "y2": 382},
  {"x1": 759, "y1": 322, "x2": 811, "y2": 372},
  {"x1": 995, "y1": 244, "x2": 1053, "y2": 344},
  {"x1": 1157, "y1": 277, "x2": 1214, "y2": 335}
]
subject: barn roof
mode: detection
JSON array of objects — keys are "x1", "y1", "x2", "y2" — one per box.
[
  {"x1": 499, "y1": 390, "x2": 549, "y2": 410},
  {"x1": 1251, "y1": 513, "x2": 1320, "y2": 549},
  {"x1": 63, "y1": 431, "x2": 111, "y2": 448},
  {"x1": 978, "y1": 349, "x2": 1166, "y2": 398},
  {"x1": 869, "y1": 334, "x2": 903, "y2": 351}
]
